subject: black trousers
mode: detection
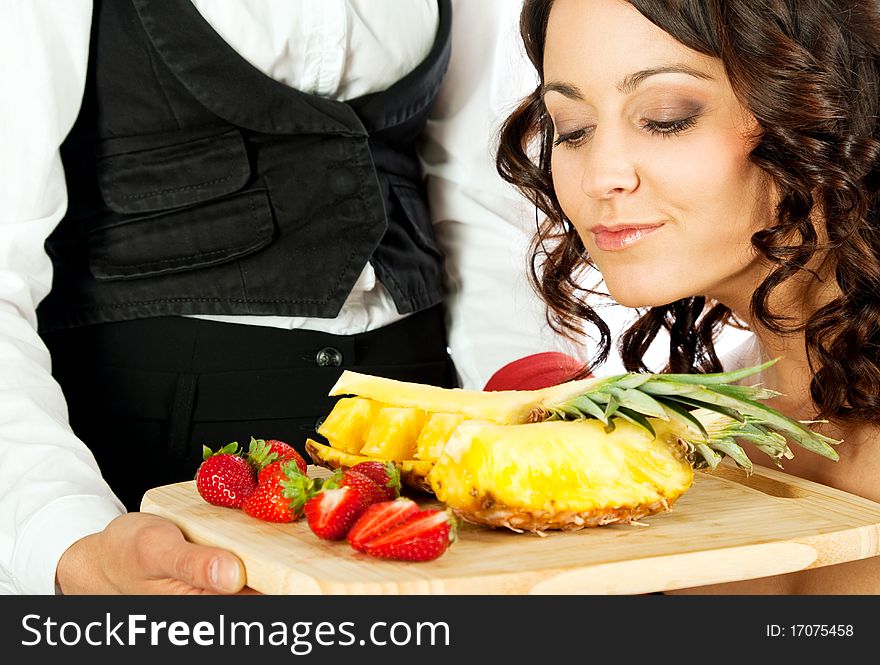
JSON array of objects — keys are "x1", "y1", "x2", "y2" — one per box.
[{"x1": 41, "y1": 306, "x2": 458, "y2": 511}]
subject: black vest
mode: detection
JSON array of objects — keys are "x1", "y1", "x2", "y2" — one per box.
[{"x1": 37, "y1": 0, "x2": 451, "y2": 332}]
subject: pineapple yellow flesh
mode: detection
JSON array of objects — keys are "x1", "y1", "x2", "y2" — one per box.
[
  {"x1": 359, "y1": 406, "x2": 427, "y2": 460},
  {"x1": 330, "y1": 370, "x2": 599, "y2": 425},
  {"x1": 317, "y1": 396, "x2": 383, "y2": 454},
  {"x1": 428, "y1": 419, "x2": 693, "y2": 531},
  {"x1": 415, "y1": 413, "x2": 465, "y2": 461}
]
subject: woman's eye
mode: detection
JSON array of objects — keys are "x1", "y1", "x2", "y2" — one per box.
[
  {"x1": 553, "y1": 128, "x2": 591, "y2": 148},
  {"x1": 551, "y1": 114, "x2": 698, "y2": 148},
  {"x1": 642, "y1": 115, "x2": 698, "y2": 137}
]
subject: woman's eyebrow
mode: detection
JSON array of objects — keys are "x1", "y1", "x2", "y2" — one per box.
[
  {"x1": 543, "y1": 64, "x2": 712, "y2": 101},
  {"x1": 617, "y1": 64, "x2": 712, "y2": 93},
  {"x1": 542, "y1": 81, "x2": 584, "y2": 101}
]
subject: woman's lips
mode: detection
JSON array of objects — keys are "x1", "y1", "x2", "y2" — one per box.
[{"x1": 591, "y1": 224, "x2": 663, "y2": 251}]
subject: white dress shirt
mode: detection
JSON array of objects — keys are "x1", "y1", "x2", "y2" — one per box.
[{"x1": 0, "y1": 0, "x2": 582, "y2": 594}]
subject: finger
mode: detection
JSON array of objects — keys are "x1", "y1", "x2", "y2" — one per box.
[
  {"x1": 161, "y1": 543, "x2": 247, "y2": 593},
  {"x1": 138, "y1": 520, "x2": 246, "y2": 593}
]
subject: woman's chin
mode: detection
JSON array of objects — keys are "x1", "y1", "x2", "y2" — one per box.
[{"x1": 605, "y1": 285, "x2": 681, "y2": 310}]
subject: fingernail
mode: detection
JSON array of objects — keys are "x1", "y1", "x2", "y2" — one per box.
[{"x1": 210, "y1": 558, "x2": 242, "y2": 592}]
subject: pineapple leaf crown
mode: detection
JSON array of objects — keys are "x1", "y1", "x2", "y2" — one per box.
[{"x1": 543, "y1": 359, "x2": 841, "y2": 473}]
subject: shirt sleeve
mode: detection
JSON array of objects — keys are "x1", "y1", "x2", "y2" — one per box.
[
  {"x1": 419, "y1": 0, "x2": 587, "y2": 390},
  {"x1": 0, "y1": 0, "x2": 125, "y2": 595}
]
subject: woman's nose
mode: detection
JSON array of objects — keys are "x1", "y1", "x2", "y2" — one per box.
[{"x1": 579, "y1": 129, "x2": 640, "y2": 200}]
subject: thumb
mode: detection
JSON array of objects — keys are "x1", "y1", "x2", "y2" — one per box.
[{"x1": 162, "y1": 542, "x2": 247, "y2": 593}]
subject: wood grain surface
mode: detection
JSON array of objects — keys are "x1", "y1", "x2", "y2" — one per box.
[{"x1": 140, "y1": 463, "x2": 880, "y2": 595}]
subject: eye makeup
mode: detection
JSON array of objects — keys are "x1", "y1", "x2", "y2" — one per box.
[{"x1": 633, "y1": 96, "x2": 706, "y2": 137}]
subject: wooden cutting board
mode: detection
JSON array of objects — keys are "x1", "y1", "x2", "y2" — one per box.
[{"x1": 140, "y1": 463, "x2": 880, "y2": 595}]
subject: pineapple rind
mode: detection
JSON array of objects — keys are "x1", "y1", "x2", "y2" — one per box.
[
  {"x1": 329, "y1": 370, "x2": 599, "y2": 425},
  {"x1": 427, "y1": 419, "x2": 693, "y2": 532},
  {"x1": 458, "y1": 499, "x2": 675, "y2": 532}
]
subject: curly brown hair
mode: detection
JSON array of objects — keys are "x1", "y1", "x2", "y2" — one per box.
[{"x1": 496, "y1": 0, "x2": 880, "y2": 424}]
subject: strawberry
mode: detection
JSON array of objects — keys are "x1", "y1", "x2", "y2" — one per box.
[
  {"x1": 195, "y1": 442, "x2": 257, "y2": 509},
  {"x1": 265, "y1": 438, "x2": 308, "y2": 474},
  {"x1": 241, "y1": 459, "x2": 315, "y2": 523},
  {"x1": 327, "y1": 469, "x2": 387, "y2": 509},
  {"x1": 304, "y1": 486, "x2": 365, "y2": 540},
  {"x1": 347, "y1": 498, "x2": 420, "y2": 552},
  {"x1": 348, "y1": 461, "x2": 401, "y2": 501},
  {"x1": 246, "y1": 436, "x2": 308, "y2": 476},
  {"x1": 257, "y1": 458, "x2": 297, "y2": 485},
  {"x1": 361, "y1": 508, "x2": 459, "y2": 562}
]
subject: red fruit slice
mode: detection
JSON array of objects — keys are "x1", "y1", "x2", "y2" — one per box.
[
  {"x1": 347, "y1": 498, "x2": 420, "y2": 552},
  {"x1": 483, "y1": 352, "x2": 586, "y2": 391},
  {"x1": 361, "y1": 509, "x2": 458, "y2": 562},
  {"x1": 304, "y1": 486, "x2": 365, "y2": 540}
]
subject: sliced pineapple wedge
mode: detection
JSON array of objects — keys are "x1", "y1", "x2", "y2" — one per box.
[
  {"x1": 359, "y1": 406, "x2": 427, "y2": 460},
  {"x1": 316, "y1": 396, "x2": 381, "y2": 454},
  {"x1": 416, "y1": 413, "x2": 465, "y2": 461},
  {"x1": 312, "y1": 360, "x2": 842, "y2": 532}
]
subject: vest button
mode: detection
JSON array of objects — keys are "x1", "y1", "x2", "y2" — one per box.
[{"x1": 316, "y1": 347, "x2": 343, "y2": 367}]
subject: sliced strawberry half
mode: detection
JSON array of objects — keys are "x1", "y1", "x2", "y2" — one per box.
[
  {"x1": 304, "y1": 486, "x2": 365, "y2": 540},
  {"x1": 361, "y1": 508, "x2": 459, "y2": 562},
  {"x1": 347, "y1": 498, "x2": 420, "y2": 552}
]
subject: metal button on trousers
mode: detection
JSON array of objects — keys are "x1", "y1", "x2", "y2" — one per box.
[{"x1": 316, "y1": 346, "x2": 344, "y2": 367}]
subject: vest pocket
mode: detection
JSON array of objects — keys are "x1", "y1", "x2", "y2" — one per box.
[
  {"x1": 88, "y1": 189, "x2": 275, "y2": 281},
  {"x1": 89, "y1": 126, "x2": 274, "y2": 281},
  {"x1": 96, "y1": 127, "x2": 251, "y2": 214}
]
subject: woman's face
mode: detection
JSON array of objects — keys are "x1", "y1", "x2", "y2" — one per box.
[{"x1": 543, "y1": 0, "x2": 774, "y2": 311}]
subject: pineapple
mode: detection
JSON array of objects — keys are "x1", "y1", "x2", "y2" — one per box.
[
  {"x1": 329, "y1": 369, "x2": 594, "y2": 425},
  {"x1": 429, "y1": 419, "x2": 694, "y2": 531},
  {"x1": 415, "y1": 412, "x2": 465, "y2": 461},
  {"x1": 305, "y1": 439, "x2": 434, "y2": 492},
  {"x1": 316, "y1": 396, "x2": 382, "y2": 454},
  {"x1": 359, "y1": 406, "x2": 427, "y2": 460},
  {"x1": 309, "y1": 359, "x2": 841, "y2": 532}
]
